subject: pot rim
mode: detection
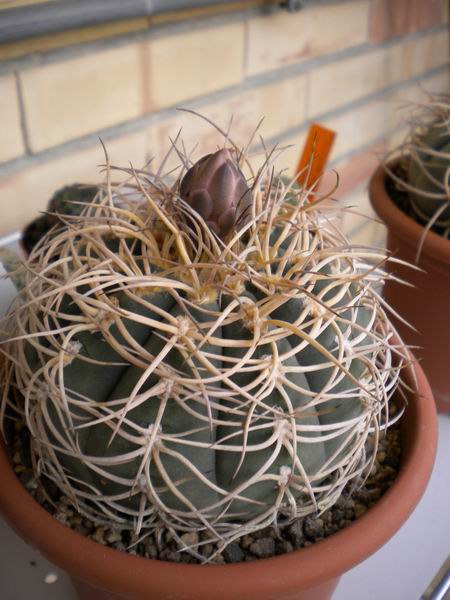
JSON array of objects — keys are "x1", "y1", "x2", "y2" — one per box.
[
  {"x1": 369, "y1": 162, "x2": 450, "y2": 268},
  {"x1": 0, "y1": 354, "x2": 437, "y2": 599}
]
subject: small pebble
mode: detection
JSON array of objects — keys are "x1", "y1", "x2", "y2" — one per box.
[
  {"x1": 145, "y1": 545, "x2": 158, "y2": 559},
  {"x1": 166, "y1": 551, "x2": 181, "y2": 563},
  {"x1": 336, "y1": 496, "x2": 354, "y2": 510},
  {"x1": 355, "y1": 503, "x2": 367, "y2": 518},
  {"x1": 331, "y1": 509, "x2": 343, "y2": 523},
  {"x1": 19, "y1": 470, "x2": 35, "y2": 489},
  {"x1": 212, "y1": 554, "x2": 225, "y2": 565},
  {"x1": 105, "y1": 530, "x2": 123, "y2": 544},
  {"x1": 288, "y1": 521, "x2": 304, "y2": 547},
  {"x1": 182, "y1": 554, "x2": 197, "y2": 564},
  {"x1": 304, "y1": 517, "x2": 324, "y2": 539},
  {"x1": 114, "y1": 542, "x2": 127, "y2": 552},
  {"x1": 276, "y1": 540, "x2": 294, "y2": 555},
  {"x1": 223, "y1": 542, "x2": 245, "y2": 563},
  {"x1": 201, "y1": 544, "x2": 214, "y2": 558},
  {"x1": 82, "y1": 519, "x2": 94, "y2": 531},
  {"x1": 54, "y1": 512, "x2": 70, "y2": 525},
  {"x1": 92, "y1": 527, "x2": 107, "y2": 545},
  {"x1": 249, "y1": 537, "x2": 275, "y2": 558},
  {"x1": 240, "y1": 534, "x2": 253, "y2": 550},
  {"x1": 12, "y1": 415, "x2": 401, "y2": 565}
]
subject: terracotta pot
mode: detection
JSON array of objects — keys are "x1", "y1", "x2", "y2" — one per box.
[
  {"x1": 369, "y1": 164, "x2": 450, "y2": 413},
  {"x1": 0, "y1": 353, "x2": 437, "y2": 600}
]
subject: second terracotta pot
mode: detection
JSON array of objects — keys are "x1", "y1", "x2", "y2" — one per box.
[
  {"x1": 0, "y1": 352, "x2": 437, "y2": 600},
  {"x1": 369, "y1": 163, "x2": 450, "y2": 413}
]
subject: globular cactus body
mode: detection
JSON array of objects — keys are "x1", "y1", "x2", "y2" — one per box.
[
  {"x1": 409, "y1": 124, "x2": 450, "y2": 223},
  {"x1": 1, "y1": 144, "x2": 403, "y2": 548},
  {"x1": 389, "y1": 98, "x2": 450, "y2": 231}
]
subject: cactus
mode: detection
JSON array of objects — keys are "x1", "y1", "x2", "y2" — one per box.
[
  {"x1": 1, "y1": 133, "x2": 404, "y2": 554},
  {"x1": 22, "y1": 184, "x2": 98, "y2": 254},
  {"x1": 386, "y1": 97, "x2": 450, "y2": 235},
  {"x1": 408, "y1": 117, "x2": 450, "y2": 226}
]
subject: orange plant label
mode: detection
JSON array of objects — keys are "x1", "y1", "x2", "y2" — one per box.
[{"x1": 295, "y1": 123, "x2": 336, "y2": 196}]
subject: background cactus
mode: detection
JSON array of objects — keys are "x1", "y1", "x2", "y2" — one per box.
[
  {"x1": 1, "y1": 133, "x2": 405, "y2": 555},
  {"x1": 22, "y1": 184, "x2": 98, "y2": 254},
  {"x1": 409, "y1": 118, "x2": 450, "y2": 225},
  {"x1": 386, "y1": 96, "x2": 450, "y2": 238}
]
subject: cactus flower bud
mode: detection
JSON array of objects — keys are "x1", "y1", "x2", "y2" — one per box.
[{"x1": 180, "y1": 148, "x2": 252, "y2": 237}]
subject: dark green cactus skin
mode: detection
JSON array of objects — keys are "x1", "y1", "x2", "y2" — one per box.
[
  {"x1": 408, "y1": 125, "x2": 450, "y2": 223},
  {"x1": 96, "y1": 300, "x2": 222, "y2": 513},
  {"x1": 22, "y1": 184, "x2": 98, "y2": 254},
  {"x1": 267, "y1": 230, "x2": 368, "y2": 466},
  {"x1": 219, "y1": 294, "x2": 325, "y2": 516}
]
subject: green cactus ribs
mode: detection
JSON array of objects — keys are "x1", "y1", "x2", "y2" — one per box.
[
  {"x1": 1, "y1": 131, "x2": 406, "y2": 554},
  {"x1": 22, "y1": 184, "x2": 99, "y2": 254}
]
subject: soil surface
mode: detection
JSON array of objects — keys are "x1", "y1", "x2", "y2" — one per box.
[{"x1": 10, "y1": 411, "x2": 402, "y2": 565}]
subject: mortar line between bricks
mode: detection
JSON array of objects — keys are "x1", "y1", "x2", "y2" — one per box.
[
  {"x1": 346, "y1": 213, "x2": 385, "y2": 239},
  {"x1": 14, "y1": 72, "x2": 31, "y2": 155},
  {"x1": 0, "y1": 64, "x2": 447, "y2": 180},
  {"x1": 0, "y1": 10, "x2": 446, "y2": 77},
  {"x1": 0, "y1": 4, "x2": 272, "y2": 75},
  {"x1": 242, "y1": 19, "x2": 249, "y2": 89},
  {"x1": 244, "y1": 24, "x2": 449, "y2": 91},
  {"x1": 255, "y1": 65, "x2": 449, "y2": 157},
  {"x1": 327, "y1": 133, "x2": 391, "y2": 170},
  {"x1": 0, "y1": 2, "x2": 365, "y2": 75},
  {"x1": 339, "y1": 180, "x2": 370, "y2": 201}
]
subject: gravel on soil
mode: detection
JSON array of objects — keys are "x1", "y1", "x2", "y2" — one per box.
[{"x1": 9, "y1": 415, "x2": 401, "y2": 565}]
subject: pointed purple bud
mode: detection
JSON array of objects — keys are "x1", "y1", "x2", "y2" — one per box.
[{"x1": 180, "y1": 149, "x2": 252, "y2": 238}]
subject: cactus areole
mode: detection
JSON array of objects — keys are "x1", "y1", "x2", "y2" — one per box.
[{"x1": 1, "y1": 140, "x2": 405, "y2": 552}]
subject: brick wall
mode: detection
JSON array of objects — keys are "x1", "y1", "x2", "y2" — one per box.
[{"x1": 0, "y1": 0, "x2": 448, "y2": 243}]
